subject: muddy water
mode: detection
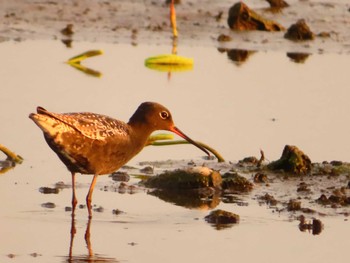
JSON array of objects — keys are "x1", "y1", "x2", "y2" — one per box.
[{"x1": 0, "y1": 40, "x2": 349, "y2": 263}]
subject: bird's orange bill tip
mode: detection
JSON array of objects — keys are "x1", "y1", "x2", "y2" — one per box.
[{"x1": 171, "y1": 126, "x2": 211, "y2": 157}]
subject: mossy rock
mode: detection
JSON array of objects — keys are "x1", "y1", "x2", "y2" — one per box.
[
  {"x1": 222, "y1": 172, "x2": 253, "y2": 192},
  {"x1": 267, "y1": 145, "x2": 311, "y2": 174},
  {"x1": 142, "y1": 167, "x2": 222, "y2": 190}
]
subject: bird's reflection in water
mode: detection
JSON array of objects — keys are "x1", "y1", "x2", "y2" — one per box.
[{"x1": 64, "y1": 211, "x2": 118, "y2": 263}]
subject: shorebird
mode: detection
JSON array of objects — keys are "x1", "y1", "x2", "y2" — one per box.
[{"x1": 29, "y1": 102, "x2": 209, "y2": 217}]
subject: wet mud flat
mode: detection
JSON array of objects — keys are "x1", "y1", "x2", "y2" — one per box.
[
  {"x1": 2, "y1": 152, "x2": 349, "y2": 262},
  {"x1": 0, "y1": 0, "x2": 349, "y2": 53}
]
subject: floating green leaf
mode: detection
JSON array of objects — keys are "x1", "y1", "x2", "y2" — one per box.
[{"x1": 67, "y1": 50, "x2": 104, "y2": 64}]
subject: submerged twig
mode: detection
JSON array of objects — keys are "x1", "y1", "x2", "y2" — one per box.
[{"x1": 257, "y1": 149, "x2": 265, "y2": 168}]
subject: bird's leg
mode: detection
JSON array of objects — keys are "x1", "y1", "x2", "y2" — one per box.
[
  {"x1": 68, "y1": 208, "x2": 76, "y2": 259},
  {"x1": 85, "y1": 216, "x2": 93, "y2": 257},
  {"x1": 86, "y1": 174, "x2": 98, "y2": 218},
  {"x1": 170, "y1": 0, "x2": 178, "y2": 38},
  {"x1": 71, "y1": 172, "x2": 78, "y2": 211}
]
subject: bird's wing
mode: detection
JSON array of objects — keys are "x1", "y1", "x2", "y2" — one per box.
[
  {"x1": 42, "y1": 110, "x2": 129, "y2": 140},
  {"x1": 70, "y1": 113, "x2": 130, "y2": 140}
]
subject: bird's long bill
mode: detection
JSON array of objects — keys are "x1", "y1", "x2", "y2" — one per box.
[{"x1": 170, "y1": 126, "x2": 210, "y2": 157}]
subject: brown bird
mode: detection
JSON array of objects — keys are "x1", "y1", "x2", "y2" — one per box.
[{"x1": 29, "y1": 102, "x2": 209, "y2": 217}]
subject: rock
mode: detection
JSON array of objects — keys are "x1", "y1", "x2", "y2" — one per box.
[
  {"x1": 112, "y1": 209, "x2": 124, "y2": 215},
  {"x1": 140, "y1": 166, "x2": 154, "y2": 174},
  {"x1": 287, "y1": 199, "x2": 301, "y2": 211},
  {"x1": 205, "y1": 209, "x2": 240, "y2": 227},
  {"x1": 143, "y1": 167, "x2": 222, "y2": 190},
  {"x1": 297, "y1": 182, "x2": 311, "y2": 193},
  {"x1": 239, "y1": 156, "x2": 259, "y2": 165},
  {"x1": 284, "y1": 19, "x2": 314, "y2": 41},
  {"x1": 267, "y1": 145, "x2": 311, "y2": 174},
  {"x1": 217, "y1": 34, "x2": 232, "y2": 42},
  {"x1": 227, "y1": 2, "x2": 284, "y2": 31},
  {"x1": 265, "y1": 0, "x2": 289, "y2": 8},
  {"x1": 61, "y1": 24, "x2": 74, "y2": 36},
  {"x1": 258, "y1": 193, "x2": 278, "y2": 206},
  {"x1": 110, "y1": 171, "x2": 130, "y2": 182},
  {"x1": 254, "y1": 172, "x2": 268, "y2": 183},
  {"x1": 222, "y1": 172, "x2": 253, "y2": 192}
]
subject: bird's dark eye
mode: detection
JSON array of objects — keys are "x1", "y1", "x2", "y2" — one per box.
[{"x1": 159, "y1": 111, "x2": 169, "y2": 119}]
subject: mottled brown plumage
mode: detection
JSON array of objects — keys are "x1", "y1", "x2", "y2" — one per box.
[{"x1": 29, "y1": 102, "x2": 209, "y2": 217}]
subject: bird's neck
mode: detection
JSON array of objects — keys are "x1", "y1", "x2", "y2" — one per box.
[{"x1": 127, "y1": 122, "x2": 155, "y2": 150}]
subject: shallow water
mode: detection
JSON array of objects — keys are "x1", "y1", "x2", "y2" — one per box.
[{"x1": 0, "y1": 40, "x2": 349, "y2": 262}]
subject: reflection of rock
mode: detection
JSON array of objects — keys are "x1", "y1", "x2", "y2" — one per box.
[
  {"x1": 148, "y1": 189, "x2": 221, "y2": 210},
  {"x1": 287, "y1": 52, "x2": 310, "y2": 63},
  {"x1": 298, "y1": 215, "x2": 323, "y2": 235},
  {"x1": 267, "y1": 145, "x2": 311, "y2": 174},
  {"x1": 61, "y1": 39, "x2": 73, "y2": 48},
  {"x1": 39, "y1": 187, "x2": 60, "y2": 194},
  {"x1": 284, "y1": 19, "x2": 314, "y2": 41},
  {"x1": 205, "y1": 209, "x2": 239, "y2": 230},
  {"x1": 226, "y1": 49, "x2": 255, "y2": 65},
  {"x1": 227, "y1": 2, "x2": 284, "y2": 31}
]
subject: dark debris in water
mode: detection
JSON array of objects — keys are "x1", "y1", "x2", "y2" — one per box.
[
  {"x1": 39, "y1": 186, "x2": 60, "y2": 194},
  {"x1": 41, "y1": 202, "x2": 56, "y2": 209}
]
